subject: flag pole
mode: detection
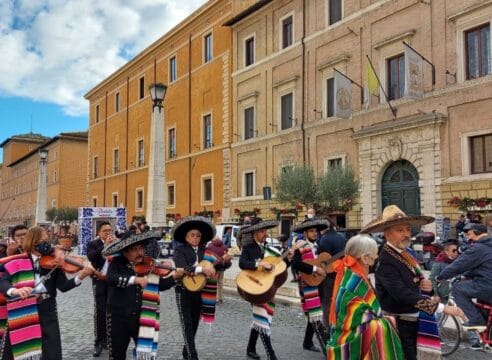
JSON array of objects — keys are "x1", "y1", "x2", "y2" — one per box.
[
  {"x1": 403, "y1": 41, "x2": 435, "y2": 86},
  {"x1": 334, "y1": 68, "x2": 364, "y2": 105},
  {"x1": 365, "y1": 55, "x2": 397, "y2": 118}
]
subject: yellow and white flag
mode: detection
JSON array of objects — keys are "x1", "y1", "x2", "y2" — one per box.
[{"x1": 364, "y1": 61, "x2": 379, "y2": 109}]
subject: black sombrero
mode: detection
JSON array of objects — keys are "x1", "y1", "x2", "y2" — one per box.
[
  {"x1": 292, "y1": 219, "x2": 329, "y2": 233},
  {"x1": 171, "y1": 216, "x2": 215, "y2": 245},
  {"x1": 240, "y1": 217, "x2": 278, "y2": 234},
  {"x1": 102, "y1": 231, "x2": 158, "y2": 256}
]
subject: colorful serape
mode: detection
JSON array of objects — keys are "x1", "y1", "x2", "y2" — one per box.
[
  {"x1": 298, "y1": 245, "x2": 323, "y2": 323},
  {"x1": 200, "y1": 250, "x2": 219, "y2": 324},
  {"x1": 135, "y1": 273, "x2": 160, "y2": 360},
  {"x1": 0, "y1": 254, "x2": 42, "y2": 360},
  {"x1": 327, "y1": 255, "x2": 404, "y2": 360}
]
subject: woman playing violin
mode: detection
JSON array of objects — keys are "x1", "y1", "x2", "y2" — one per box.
[{"x1": 0, "y1": 226, "x2": 94, "y2": 360}]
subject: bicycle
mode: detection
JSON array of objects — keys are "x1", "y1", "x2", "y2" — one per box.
[{"x1": 437, "y1": 278, "x2": 492, "y2": 356}]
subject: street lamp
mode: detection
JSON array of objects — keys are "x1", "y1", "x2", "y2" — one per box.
[
  {"x1": 146, "y1": 83, "x2": 168, "y2": 228},
  {"x1": 35, "y1": 148, "x2": 49, "y2": 224},
  {"x1": 149, "y1": 83, "x2": 167, "y2": 109}
]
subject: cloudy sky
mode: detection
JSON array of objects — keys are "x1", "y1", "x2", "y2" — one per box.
[{"x1": 0, "y1": 0, "x2": 207, "y2": 142}]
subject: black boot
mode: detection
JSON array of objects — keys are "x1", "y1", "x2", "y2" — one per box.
[
  {"x1": 260, "y1": 333, "x2": 278, "y2": 360},
  {"x1": 247, "y1": 329, "x2": 260, "y2": 359}
]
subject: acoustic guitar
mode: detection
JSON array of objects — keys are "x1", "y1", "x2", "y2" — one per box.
[
  {"x1": 182, "y1": 246, "x2": 239, "y2": 292},
  {"x1": 300, "y1": 250, "x2": 345, "y2": 287},
  {"x1": 236, "y1": 242, "x2": 303, "y2": 305}
]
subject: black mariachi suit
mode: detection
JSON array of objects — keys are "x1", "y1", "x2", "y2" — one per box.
[
  {"x1": 239, "y1": 241, "x2": 290, "y2": 360},
  {"x1": 0, "y1": 255, "x2": 79, "y2": 360},
  {"x1": 375, "y1": 244, "x2": 438, "y2": 360},
  {"x1": 86, "y1": 237, "x2": 109, "y2": 348},
  {"x1": 106, "y1": 255, "x2": 175, "y2": 360},
  {"x1": 292, "y1": 244, "x2": 329, "y2": 352},
  {"x1": 173, "y1": 243, "x2": 206, "y2": 360}
]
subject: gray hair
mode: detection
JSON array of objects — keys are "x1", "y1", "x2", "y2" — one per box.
[{"x1": 345, "y1": 234, "x2": 378, "y2": 259}]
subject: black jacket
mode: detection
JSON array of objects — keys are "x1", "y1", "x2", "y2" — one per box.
[
  {"x1": 318, "y1": 230, "x2": 346, "y2": 256},
  {"x1": 239, "y1": 241, "x2": 290, "y2": 270},
  {"x1": 86, "y1": 238, "x2": 106, "y2": 271},
  {"x1": 173, "y1": 243, "x2": 230, "y2": 273},
  {"x1": 106, "y1": 255, "x2": 175, "y2": 316}
]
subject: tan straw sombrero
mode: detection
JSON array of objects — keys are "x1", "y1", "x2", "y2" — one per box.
[{"x1": 361, "y1": 205, "x2": 434, "y2": 234}]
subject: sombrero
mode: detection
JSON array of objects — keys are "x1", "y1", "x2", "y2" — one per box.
[
  {"x1": 102, "y1": 231, "x2": 158, "y2": 256},
  {"x1": 361, "y1": 205, "x2": 434, "y2": 234},
  {"x1": 171, "y1": 216, "x2": 215, "y2": 245},
  {"x1": 240, "y1": 217, "x2": 278, "y2": 234},
  {"x1": 293, "y1": 219, "x2": 329, "y2": 233}
]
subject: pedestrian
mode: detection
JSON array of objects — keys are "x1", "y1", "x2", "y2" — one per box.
[
  {"x1": 291, "y1": 218, "x2": 330, "y2": 354},
  {"x1": 86, "y1": 221, "x2": 116, "y2": 357},
  {"x1": 172, "y1": 216, "x2": 222, "y2": 360},
  {"x1": 429, "y1": 241, "x2": 459, "y2": 301},
  {"x1": 327, "y1": 234, "x2": 404, "y2": 359},
  {"x1": 239, "y1": 217, "x2": 291, "y2": 360},
  {"x1": 364, "y1": 205, "x2": 464, "y2": 360},
  {"x1": 102, "y1": 231, "x2": 178, "y2": 360},
  {"x1": 0, "y1": 226, "x2": 94, "y2": 360},
  {"x1": 6, "y1": 224, "x2": 28, "y2": 256},
  {"x1": 222, "y1": 228, "x2": 232, "y2": 248},
  {"x1": 237, "y1": 215, "x2": 252, "y2": 249},
  {"x1": 206, "y1": 237, "x2": 233, "y2": 304},
  {"x1": 317, "y1": 218, "x2": 346, "y2": 326}
]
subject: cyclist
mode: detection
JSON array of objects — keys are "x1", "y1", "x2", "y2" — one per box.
[{"x1": 436, "y1": 223, "x2": 492, "y2": 350}]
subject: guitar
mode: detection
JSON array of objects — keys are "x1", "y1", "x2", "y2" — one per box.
[
  {"x1": 236, "y1": 242, "x2": 303, "y2": 305},
  {"x1": 182, "y1": 246, "x2": 239, "y2": 292},
  {"x1": 300, "y1": 250, "x2": 345, "y2": 286}
]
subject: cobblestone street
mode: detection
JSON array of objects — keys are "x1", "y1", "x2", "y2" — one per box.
[{"x1": 57, "y1": 280, "x2": 488, "y2": 359}]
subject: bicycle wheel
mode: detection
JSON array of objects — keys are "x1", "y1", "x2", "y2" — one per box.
[{"x1": 438, "y1": 314, "x2": 461, "y2": 356}]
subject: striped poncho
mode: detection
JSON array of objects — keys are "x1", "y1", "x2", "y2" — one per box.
[
  {"x1": 298, "y1": 244, "x2": 323, "y2": 323},
  {"x1": 327, "y1": 256, "x2": 403, "y2": 360}
]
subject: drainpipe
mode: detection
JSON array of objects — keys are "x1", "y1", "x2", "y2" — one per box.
[
  {"x1": 103, "y1": 91, "x2": 108, "y2": 206},
  {"x1": 188, "y1": 34, "x2": 192, "y2": 215},
  {"x1": 301, "y1": 0, "x2": 307, "y2": 164}
]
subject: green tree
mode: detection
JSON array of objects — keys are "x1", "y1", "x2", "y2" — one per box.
[
  {"x1": 56, "y1": 207, "x2": 78, "y2": 226},
  {"x1": 318, "y1": 166, "x2": 359, "y2": 213},
  {"x1": 45, "y1": 207, "x2": 57, "y2": 222},
  {"x1": 275, "y1": 164, "x2": 317, "y2": 207}
]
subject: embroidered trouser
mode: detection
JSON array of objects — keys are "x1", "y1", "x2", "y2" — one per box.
[
  {"x1": 92, "y1": 279, "x2": 108, "y2": 347},
  {"x1": 304, "y1": 320, "x2": 328, "y2": 353},
  {"x1": 107, "y1": 311, "x2": 139, "y2": 360},
  {"x1": 176, "y1": 286, "x2": 201, "y2": 360}
]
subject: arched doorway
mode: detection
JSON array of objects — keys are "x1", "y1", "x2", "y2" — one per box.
[{"x1": 381, "y1": 160, "x2": 420, "y2": 215}]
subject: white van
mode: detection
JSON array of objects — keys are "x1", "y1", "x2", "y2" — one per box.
[{"x1": 215, "y1": 223, "x2": 241, "y2": 249}]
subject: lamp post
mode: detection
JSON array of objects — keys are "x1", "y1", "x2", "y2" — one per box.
[
  {"x1": 35, "y1": 148, "x2": 48, "y2": 225},
  {"x1": 146, "y1": 83, "x2": 168, "y2": 228}
]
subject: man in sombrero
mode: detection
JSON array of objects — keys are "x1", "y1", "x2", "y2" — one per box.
[
  {"x1": 291, "y1": 218, "x2": 330, "y2": 354},
  {"x1": 239, "y1": 217, "x2": 290, "y2": 360},
  {"x1": 102, "y1": 231, "x2": 178, "y2": 360},
  {"x1": 363, "y1": 205, "x2": 464, "y2": 360}
]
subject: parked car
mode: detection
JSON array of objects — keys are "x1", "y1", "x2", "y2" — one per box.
[
  {"x1": 265, "y1": 237, "x2": 283, "y2": 251},
  {"x1": 215, "y1": 223, "x2": 241, "y2": 249}
]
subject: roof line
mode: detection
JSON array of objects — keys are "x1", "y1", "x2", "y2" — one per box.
[{"x1": 223, "y1": 0, "x2": 272, "y2": 26}]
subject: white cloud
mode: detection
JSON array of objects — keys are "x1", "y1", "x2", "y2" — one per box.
[{"x1": 0, "y1": 0, "x2": 208, "y2": 116}]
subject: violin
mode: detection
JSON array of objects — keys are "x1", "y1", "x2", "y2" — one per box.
[
  {"x1": 133, "y1": 256, "x2": 176, "y2": 277},
  {"x1": 39, "y1": 254, "x2": 106, "y2": 281}
]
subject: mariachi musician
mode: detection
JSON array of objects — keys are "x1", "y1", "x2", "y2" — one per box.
[
  {"x1": 239, "y1": 217, "x2": 292, "y2": 360},
  {"x1": 102, "y1": 231, "x2": 178, "y2": 360},
  {"x1": 291, "y1": 219, "x2": 330, "y2": 354},
  {"x1": 172, "y1": 216, "x2": 227, "y2": 360},
  {"x1": 86, "y1": 221, "x2": 116, "y2": 357}
]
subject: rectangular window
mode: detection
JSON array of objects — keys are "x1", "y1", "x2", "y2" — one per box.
[
  {"x1": 53, "y1": 171, "x2": 57, "y2": 182},
  {"x1": 244, "y1": 107, "x2": 255, "y2": 140},
  {"x1": 169, "y1": 128, "x2": 176, "y2": 158},
  {"x1": 280, "y1": 92, "x2": 294, "y2": 130},
  {"x1": 115, "y1": 92, "x2": 120, "y2": 112},
  {"x1": 112, "y1": 193, "x2": 118, "y2": 207},
  {"x1": 51, "y1": 199, "x2": 56, "y2": 208},
  {"x1": 95, "y1": 105, "x2": 100, "y2": 123},
  {"x1": 326, "y1": 77, "x2": 334, "y2": 117},
  {"x1": 329, "y1": 0, "x2": 342, "y2": 25},
  {"x1": 136, "y1": 189, "x2": 144, "y2": 210},
  {"x1": 465, "y1": 24, "x2": 490, "y2": 80},
  {"x1": 245, "y1": 37, "x2": 255, "y2": 66},
  {"x1": 244, "y1": 172, "x2": 254, "y2": 197},
  {"x1": 328, "y1": 158, "x2": 343, "y2": 170},
  {"x1": 203, "y1": 114, "x2": 212, "y2": 149},
  {"x1": 470, "y1": 134, "x2": 492, "y2": 174},
  {"x1": 137, "y1": 139, "x2": 144, "y2": 167},
  {"x1": 387, "y1": 54, "x2": 405, "y2": 100},
  {"x1": 139, "y1": 76, "x2": 145, "y2": 99},
  {"x1": 113, "y1": 149, "x2": 120, "y2": 173},
  {"x1": 169, "y1": 56, "x2": 177, "y2": 82},
  {"x1": 282, "y1": 16, "x2": 293, "y2": 49},
  {"x1": 92, "y1": 197, "x2": 97, "y2": 207},
  {"x1": 203, "y1": 178, "x2": 212, "y2": 202},
  {"x1": 93, "y1": 156, "x2": 98, "y2": 179},
  {"x1": 168, "y1": 184, "x2": 175, "y2": 206},
  {"x1": 204, "y1": 33, "x2": 213, "y2": 63}
]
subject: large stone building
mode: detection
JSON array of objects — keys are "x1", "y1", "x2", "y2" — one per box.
[
  {"x1": 84, "y1": 0, "x2": 260, "y2": 224},
  {"x1": 0, "y1": 132, "x2": 88, "y2": 229},
  {"x1": 224, "y1": 0, "x2": 492, "y2": 232}
]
